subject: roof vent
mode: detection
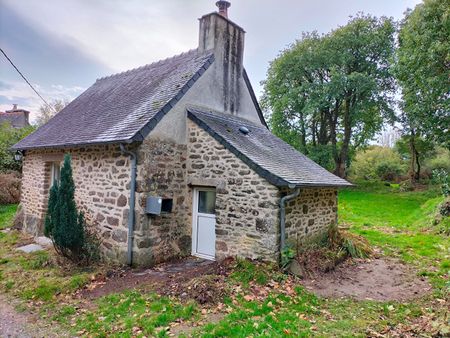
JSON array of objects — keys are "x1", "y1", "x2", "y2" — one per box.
[{"x1": 239, "y1": 126, "x2": 250, "y2": 135}]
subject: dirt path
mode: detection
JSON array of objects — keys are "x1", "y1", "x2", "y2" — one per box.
[
  {"x1": 301, "y1": 257, "x2": 432, "y2": 301},
  {"x1": 0, "y1": 295, "x2": 60, "y2": 338},
  {"x1": 79, "y1": 257, "x2": 221, "y2": 300}
]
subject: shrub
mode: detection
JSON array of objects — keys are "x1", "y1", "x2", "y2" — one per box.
[
  {"x1": 0, "y1": 172, "x2": 21, "y2": 204},
  {"x1": 439, "y1": 199, "x2": 450, "y2": 218},
  {"x1": 376, "y1": 161, "x2": 403, "y2": 181},
  {"x1": 432, "y1": 169, "x2": 450, "y2": 197},
  {"x1": 349, "y1": 146, "x2": 406, "y2": 182},
  {"x1": 425, "y1": 147, "x2": 450, "y2": 172},
  {"x1": 45, "y1": 154, "x2": 100, "y2": 264}
]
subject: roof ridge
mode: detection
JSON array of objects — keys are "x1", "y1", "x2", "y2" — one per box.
[{"x1": 96, "y1": 48, "x2": 201, "y2": 82}]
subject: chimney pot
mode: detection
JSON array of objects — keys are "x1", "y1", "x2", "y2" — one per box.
[
  {"x1": 216, "y1": 1, "x2": 231, "y2": 18},
  {"x1": 12, "y1": 104, "x2": 17, "y2": 110}
]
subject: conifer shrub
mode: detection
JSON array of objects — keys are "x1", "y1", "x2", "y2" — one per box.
[{"x1": 45, "y1": 154, "x2": 100, "y2": 264}]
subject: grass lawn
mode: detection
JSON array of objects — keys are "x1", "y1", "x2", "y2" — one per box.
[
  {"x1": 0, "y1": 204, "x2": 17, "y2": 230},
  {"x1": 340, "y1": 185, "x2": 449, "y2": 290},
  {"x1": 0, "y1": 185, "x2": 449, "y2": 337}
]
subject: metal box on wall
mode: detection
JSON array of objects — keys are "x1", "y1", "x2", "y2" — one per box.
[{"x1": 145, "y1": 196, "x2": 173, "y2": 215}]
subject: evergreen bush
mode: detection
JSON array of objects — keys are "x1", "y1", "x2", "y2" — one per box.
[{"x1": 45, "y1": 154, "x2": 99, "y2": 264}]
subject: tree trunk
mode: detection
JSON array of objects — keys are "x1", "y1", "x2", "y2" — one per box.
[
  {"x1": 409, "y1": 130, "x2": 421, "y2": 183},
  {"x1": 334, "y1": 98, "x2": 352, "y2": 178},
  {"x1": 328, "y1": 101, "x2": 339, "y2": 172}
]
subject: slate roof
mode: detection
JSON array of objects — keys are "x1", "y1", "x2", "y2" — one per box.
[
  {"x1": 13, "y1": 49, "x2": 214, "y2": 150},
  {"x1": 188, "y1": 108, "x2": 352, "y2": 188}
]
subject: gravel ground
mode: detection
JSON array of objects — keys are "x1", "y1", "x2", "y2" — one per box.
[{"x1": 0, "y1": 295, "x2": 59, "y2": 338}]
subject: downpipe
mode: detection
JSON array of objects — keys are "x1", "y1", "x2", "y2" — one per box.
[
  {"x1": 279, "y1": 188, "x2": 301, "y2": 253},
  {"x1": 120, "y1": 144, "x2": 137, "y2": 266}
]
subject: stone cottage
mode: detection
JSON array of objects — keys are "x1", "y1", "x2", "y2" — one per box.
[{"x1": 13, "y1": 2, "x2": 351, "y2": 266}]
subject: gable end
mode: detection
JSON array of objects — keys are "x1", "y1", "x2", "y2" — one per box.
[{"x1": 187, "y1": 110, "x2": 289, "y2": 187}]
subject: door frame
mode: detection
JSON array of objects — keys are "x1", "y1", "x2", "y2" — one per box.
[{"x1": 191, "y1": 187, "x2": 216, "y2": 260}]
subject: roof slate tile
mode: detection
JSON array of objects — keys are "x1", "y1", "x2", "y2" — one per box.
[{"x1": 13, "y1": 49, "x2": 214, "y2": 150}]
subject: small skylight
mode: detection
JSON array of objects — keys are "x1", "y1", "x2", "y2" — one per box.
[{"x1": 239, "y1": 126, "x2": 250, "y2": 135}]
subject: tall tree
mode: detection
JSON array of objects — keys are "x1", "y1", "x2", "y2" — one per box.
[
  {"x1": 262, "y1": 14, "x2": 396, "y2": 178},
  {"x1": 395, "y1": 0, "x2": 449, "y2": 148},
  {"x1": 395, "y1": 0, "x2": 450, "y2": 183},
  {"x1": 36, "y1": 99, "x2": 69, "y2": 127}
]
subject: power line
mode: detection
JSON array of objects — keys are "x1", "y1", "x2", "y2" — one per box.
[{"x1": 0, "y1": 47, "x2": 57, "y2": 113}]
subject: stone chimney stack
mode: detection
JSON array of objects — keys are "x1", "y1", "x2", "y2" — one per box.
[
  {"x1": 216, "y1": 1, "x2": 231, "y2": 18},
  {"x1": 198, "y1": 1, "x2": 245, "y2": 113}
]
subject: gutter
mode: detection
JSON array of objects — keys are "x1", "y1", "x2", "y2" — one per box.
[
  {"x1": 279, "y1": 187, "x2": 301, "y2": 253},
  {"x1": 120, "y1": 144, "x2": 137, "y2": 266}
]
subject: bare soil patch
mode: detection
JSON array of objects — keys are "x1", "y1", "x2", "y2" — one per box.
[
  {"x1": 301, "y1": 257, "x2": 432, "y2": 301},
  {"x1": 78, "y1": 257, "x2": 231, "y2": 303}
]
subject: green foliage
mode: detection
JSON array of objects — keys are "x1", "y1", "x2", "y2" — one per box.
[
  {"x1": 0, "y1": 122, "x2": 35, "y2": 172},
  {"x1": 280, "y1": 246, "x2": 296, "y2": 270},
  {"x1": 395, "y1": 135, "x2": 435, "y2": 180},
  {"x1": 45, "y1": 154, "x2": 99, "y2": 264},
  {"x1": 426, "y1": 147, "x2": 450, "y2": 172},
  {"x1": 395, "y1": 0, "x2": 450, "y2": 148},
  {"x1": 262, "y1": 14, "x2": 396, "y2": 177},
  {"x1": 349, "y1": 146, "x2": 406, "y2": 182},
  {"x1": 433, "y1": 169, "x2": 450, "y2": 197},
  {"x1": 306, "y1": 144, "x2": 335, "y2": 171}
]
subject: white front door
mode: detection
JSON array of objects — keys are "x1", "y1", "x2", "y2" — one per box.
[{"x1": 192, "y1": 188, "x2": 216, "y2": 260}]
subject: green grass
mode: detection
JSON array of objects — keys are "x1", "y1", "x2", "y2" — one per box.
[
  {"x1": 339, "y1": 188, "x2": 441, "y2": 229},
  {"x1": 1, "y1": 187, "x2": 449, "y2": 337},
  {"x1": 0, "y1": 204, "x2": 17, "y2": 229},
  {"x1": 339, "y1": 187, "x2": 448, "y2": 261},
  {"x1": 73, "y1": 291, "x2": 198, "y2": 337}
]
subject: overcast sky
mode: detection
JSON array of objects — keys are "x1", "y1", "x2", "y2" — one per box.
[{"x1": 0, "y1": 0, "x2": 422, "y2": 121}]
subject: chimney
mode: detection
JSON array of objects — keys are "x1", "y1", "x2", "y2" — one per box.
[
  {"x1": 216, "y1": 1, "x2": 231, "y2": 18},
  {"x1": 12, "y1": 104, "x2": 18, "y2": 110},
  {"x1": 198, "y1": 1, "x2": 245, "y2": 113}
]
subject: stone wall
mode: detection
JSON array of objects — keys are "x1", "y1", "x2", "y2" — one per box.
[
  {"x1": 187, "y1": 120, "x2": 280, "y2": 261},
  {"x1": 20, "y1": 125, "x2": 339, "y2": 267},
  {"x1": 21, "y1": 153, "x2": 51, "y2": 235},
  {"x1": 284, "y1": 188, "x2": 338, "y2": 247},
  {"x1": 21, "y1": 145, "x2": 132, "y2": 263},
  {"x1": 134, "y1": 138, "x2": 190, "y2": 266}
]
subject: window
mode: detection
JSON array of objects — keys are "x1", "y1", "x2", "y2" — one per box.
[
  {"x1": 50, "y1": 162, "x2": 61, "y2": 186},
  {"x1": 198, "y1": 190, "x2": 216, "y2": 214}
]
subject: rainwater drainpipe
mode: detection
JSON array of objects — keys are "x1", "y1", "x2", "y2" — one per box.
[
  {"x1": 279, "y1": 187, "x2": 301, "y2": 252},
  {"x1": 120, "y1": 144, "x2": 137, "y2": 266}
]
